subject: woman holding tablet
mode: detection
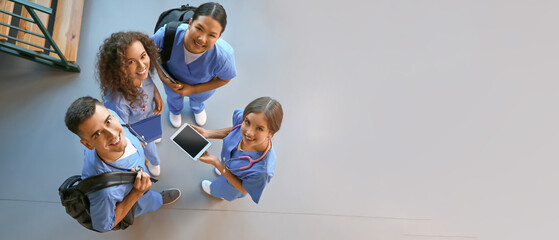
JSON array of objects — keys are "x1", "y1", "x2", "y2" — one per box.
[
  {"x1": 151, "y1": 2, "x2": 237, "y2": 127},
  {"x1": 192, "y1": 97, "x2": 283, "y2": 203},
  {"x1": 97, "y1": 31, "x2": 164, "y2": 177}
]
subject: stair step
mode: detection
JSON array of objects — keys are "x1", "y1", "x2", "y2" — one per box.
[
  {"x1": 15, "y1": 0, "x2": 51, "y2": 52},
  {"x1": 49, "y1": 0, "x2": 84, "y2": 62},
  {"x1": 0, "y1": 0, "x2": 15, "y2": 41}
]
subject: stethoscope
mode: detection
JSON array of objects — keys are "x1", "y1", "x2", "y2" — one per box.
[
  {"x1": 223, "y1": 124, "x2": 271, "y2": 171},
  {"x1": 122, "y1": 123, "x2": 147, "y2": 146}
]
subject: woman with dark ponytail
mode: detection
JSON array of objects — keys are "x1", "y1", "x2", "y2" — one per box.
[{"x1": 151, "y1": 2, "x2": 237, "y2": 127}]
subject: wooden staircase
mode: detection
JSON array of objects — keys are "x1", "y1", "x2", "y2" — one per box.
[{"x1": 0, "y1": 0, "x2": 84, "y2": 72}]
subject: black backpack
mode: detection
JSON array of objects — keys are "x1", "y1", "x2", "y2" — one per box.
[
  {"x1": 58, "y1": 172, "x2": 158, "y2": 232},
  {"x1": 154, "y1": 4, "x2": 197, "y2": 67}
]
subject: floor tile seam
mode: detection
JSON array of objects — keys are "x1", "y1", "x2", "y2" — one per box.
[
  {"x1": 161, "y1": 207, "x2": 433, "y2": 221},
  {"x1": 403, "y1": 234, "x2": 478, "y2": 239},
  {"x1": 0, "y1": 198, "x2": 58, "y2": 204},
  {"x1": 0, "y1": 198, "x2": 432, "y2": 222}
]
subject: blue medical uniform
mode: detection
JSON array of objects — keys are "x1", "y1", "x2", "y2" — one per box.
[
  {"x1": 210, "y1": 109, "x2": 277, "y2": 204},
  {"x1": 104, "y1": 74, "x2": 161, "y2": 165},
  {"x1": 81, "y1": 110, "x2": 163, "y2": 232},
  {"x1": 151, "y1": 23, "x2": 237, "y2": 114}
]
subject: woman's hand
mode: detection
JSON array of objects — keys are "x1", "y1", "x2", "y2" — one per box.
[
  {"x1": 177, "y1": 84, "x2": 195, "y2": 97},
  {"x1": 153, "y1": 87, "x2": 164, "y2": 115},
  {"x1": 190, "y1": 125, "x2": 207, "y2": 138},
  {"x1": 197, "y1": 151, "x2": 220, "y2": 167},
  {"x1": 168, "y1": 82, "x2": 194, "y2": 97}
]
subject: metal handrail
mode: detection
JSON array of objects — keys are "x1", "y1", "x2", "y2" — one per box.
[
  {"x1": 0, "y1": 22, "x2": 44, "y2": 38},
  {"x1": 0, "y1": 9, "x2": 35, "y2": 23},
  {"x1": 0, "y1": 33, "x2": 54, "y2": 52},
  {"x1": 0, "y1": 0, "x2": 80, "y2": 72},
  {"x1": 10, "y1": 0, "x2": 52, "y2": 14}
]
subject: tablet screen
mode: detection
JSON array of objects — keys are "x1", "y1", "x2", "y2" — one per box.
[{"x1": 170, "y1": 124, "x2": 211, "y2": 160}]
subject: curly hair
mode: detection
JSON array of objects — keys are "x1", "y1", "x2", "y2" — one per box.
[{"x1": 96, "y1": 31, "x2": 159, "y2": 109}]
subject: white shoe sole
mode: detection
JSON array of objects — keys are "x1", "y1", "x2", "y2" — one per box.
[
  {"x1": 194, "y1": 110, "x2": 207, "y2": 126},
  {"x1": 147, "y1": 163, "x2": 160, "y2": 177},
  {"x1": 170, "y1": 112, "x2": 181, "y2": 128}
]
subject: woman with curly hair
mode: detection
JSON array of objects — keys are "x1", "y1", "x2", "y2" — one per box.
[{"x1": 97, "y1": 31, "x2": 164, "y2": 176}]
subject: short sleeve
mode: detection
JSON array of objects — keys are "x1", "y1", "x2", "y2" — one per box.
[
  {"x1": 105, "y1": 98, "x2": 132, "y2": 124},
  {"x1": 150, "y1": 26, "x2": 165, "y2": 49},
  {"x1": 232, "y1": 109, "x2": 243, "y2": 126},
  {"x1": 88, "y1": 187, "x2": 118, "y2": 232},
  {"x1": 215, "y1": 55, "x2": 237, "y2": 80},
  {"x1": 241, "y1": 171, "x2": 268, "y2": 204}
]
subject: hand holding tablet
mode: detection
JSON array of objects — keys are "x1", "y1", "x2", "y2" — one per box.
[{"x1": 170, "y1": 123, "x2": 211, "y2": 161}]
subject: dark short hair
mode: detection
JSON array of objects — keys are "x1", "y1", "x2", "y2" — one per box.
[
  {"x1": 193, "y1": 2, "x2": 227, "y2": 33},
  {"x1": 65, "y1": 96, "x2": 103, "y2": 137},
  {"x1": 243, "y1": 97, "x2": 283, "y2": 134}
]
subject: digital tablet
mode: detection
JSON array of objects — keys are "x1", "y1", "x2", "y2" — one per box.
[
  {"x1": 170, "y1": 123, "x2": 211, "y2": 161},
  {"x1": 156, "y1": 60, "x2": 177, "y2": 84}
]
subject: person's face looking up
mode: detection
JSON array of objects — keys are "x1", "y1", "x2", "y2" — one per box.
[
  {"x1": 184, "y1": 16, "x2": 222, "y2": 54},
  {"x1": 78, "y1": 105, "x2": 127, "y2": 156},
  {"x1": 125, "y1": 40, "x2": 150, "y2": 87},
  {"x1": 241, "y1": 112, "x2": 273, "y2": 151}
]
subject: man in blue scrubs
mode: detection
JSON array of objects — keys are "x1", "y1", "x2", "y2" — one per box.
[{"x1": 65, "y1": 97, "x2": 181, "y2": 232}]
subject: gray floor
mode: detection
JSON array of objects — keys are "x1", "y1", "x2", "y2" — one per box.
[{"x1": 1, "y1": 0, "x2": 559, "y2": 239}]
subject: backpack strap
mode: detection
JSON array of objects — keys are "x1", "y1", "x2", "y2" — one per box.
[
  {"x1": 58, "y1": 175, "x2": 83, "y2": 194},
  {"x1": 77, "y1": 172, "x2": 158, "y2": 195},
  {"x1": 160, "y1": 21, "x2": 182, "y2": 67}
]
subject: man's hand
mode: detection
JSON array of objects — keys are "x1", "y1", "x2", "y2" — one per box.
[{"x1": 132, "y1": 170, "x2": 151, "y2": 194}]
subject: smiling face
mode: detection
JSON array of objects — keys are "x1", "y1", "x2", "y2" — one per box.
[
  {"x1": 240, "y1": 112, "x2": 273, "y2": 151},
  {"x1": 78, "y1": 105, "x2": 127, "y2": 161},
  {"x1": 183, "y1": 16, "x2": 222, "y2": 54},
  {"x1": 125, "y1": 40, "x2": 150, "y2": 87}
]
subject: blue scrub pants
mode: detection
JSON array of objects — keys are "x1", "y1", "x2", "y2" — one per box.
[
  {"x1": 210, "y1": 175, "x2": 247, "y2": 201},
  {"x1": 134, "y1": 190, "x2": 163, "y2": 217},
  {"x1": 144, "y1": 141, "x2": 160, "y2": 165},
  {"x1": 163, "y1": 85, "x2": 216, "y2": 114}
]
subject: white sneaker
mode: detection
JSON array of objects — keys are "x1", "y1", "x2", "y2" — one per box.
[
  {"x1": 201, "y1": 180, "x2": 212, "y2": 196},
  {"x1": 147, "y1": 162, "x2": 160, "y2": 177},
  {"x1": 214, "y1": 167, "x2": 221, "y2": 176},
  {"x1": 170, "y1": 112, "x2": 181, "y2": 128},
  {"x1": 194, "y1": 109, "x2": 207, "y2": 126},
  {"x1": 154, "y1": 138, "x2": 162, "y2": 144},
  {"x1": 201, "y1": 180, "x2": 223, "y2": 199}
]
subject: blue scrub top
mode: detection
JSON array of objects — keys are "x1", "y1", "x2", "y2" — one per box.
[
  {"x1": 212, "y1": 109, "x2": 276, "y2": 203},
  {"x1": 81, "y1": 110, "x2": 162, "y2": 232},
  {"x1": 103, "y1": 74, "x2": 157, "y2": 125},
  {"x1": 151, "y1": 23, "x2": 237, "y2": 85}
]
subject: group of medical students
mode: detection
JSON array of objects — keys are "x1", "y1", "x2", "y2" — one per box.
[{"x1": 95, "y1": 2, "x2": 283, "y2": 204}]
